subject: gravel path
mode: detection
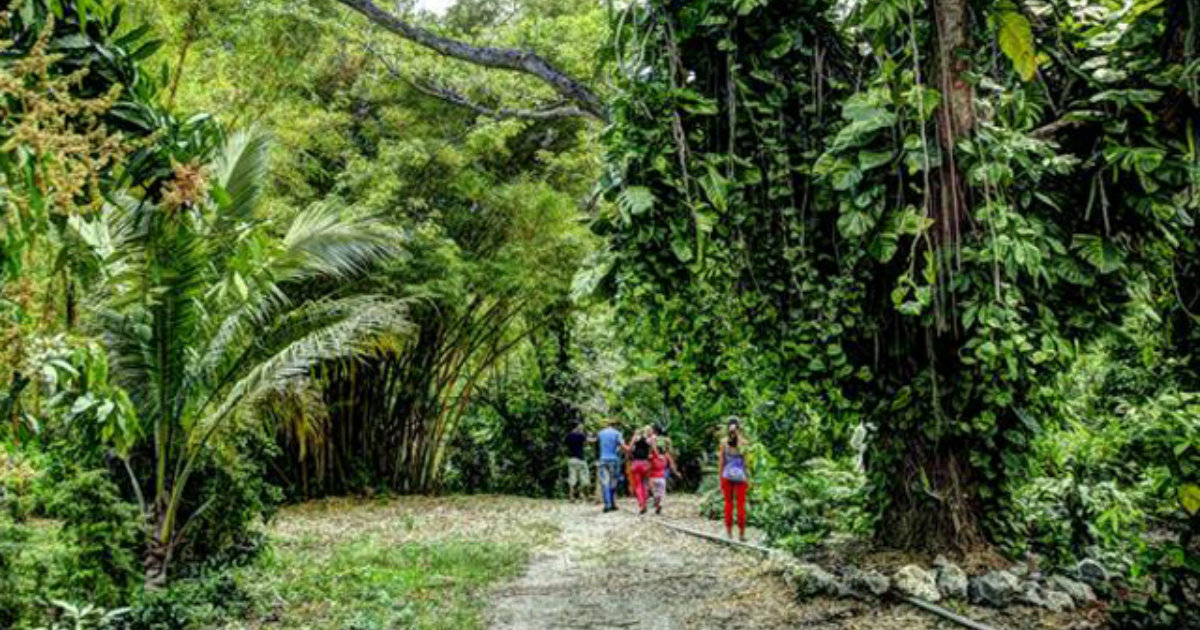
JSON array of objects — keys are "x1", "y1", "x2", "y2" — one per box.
[{"x1": 485, "y1": 495, "x2": 808, "y2": 630}]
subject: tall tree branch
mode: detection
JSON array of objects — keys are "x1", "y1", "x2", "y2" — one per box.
[
  {"x1": 365, "y1": 43, "x2": 593, "y2": 121},
  {"x1": 336, "y1": 0, "x2": 609, "y2": 122}
]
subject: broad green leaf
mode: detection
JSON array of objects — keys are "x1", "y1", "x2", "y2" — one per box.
[
  {"x1": 700, "y1": 166, "x2": 729, "y2": 212},
  {"x1": 831, "y1": 164, "x2": 863, "y2": 191},
  {"x1": 858, "y1": 150, "x2": 893, "y2": 171},
  {"x1": 1071, "y1": 234, "x2": 1125, "y2": 274},
  {"x1": 868, "y1": 232, "x2": 898, "y2": 261},
  {"x1": 617, "y1": 186, "x2": 656, "y2": 221},
  {"x1": 670, "y1": 230, "x2": 694, "y2": 263},
  {"x1": 838, "y1": 209, "x2": 874, "y2": 238},
  {"x1": 1180, "y1": 483, "x2": 1200, "y2": 516},
  {"x1": 765, "y1": 33, "x2": 793, "y2": 59},
  {"x1": 995, "y1": 7, "x2": 1037, "y2": 81}
]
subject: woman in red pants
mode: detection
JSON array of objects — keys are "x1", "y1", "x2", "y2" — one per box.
[
  {"x1": 628, "y1": 426, "x2": 653, "y2": 514},
  {"x1": 717, "y1": 417, "x2": 749, "y2": 540}
]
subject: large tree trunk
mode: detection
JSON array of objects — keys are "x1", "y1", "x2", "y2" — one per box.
[
  {"x1": 873, "y1": 433, "x2": 985, "y2": 550},
  {"x1": 872, "y1": 0, "x2": 988, "y2": 552},
  {"x1": 931, "y1": 0, "x2": 973, "y2": 251}
]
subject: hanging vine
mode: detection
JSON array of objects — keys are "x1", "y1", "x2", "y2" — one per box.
[{"x1": 600, "y1": 0, "x2": 1198, "y2": 552}]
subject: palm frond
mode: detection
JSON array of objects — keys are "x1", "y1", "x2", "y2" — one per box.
[
  {"x1": 278, "y1": 202, "x2": 405, "y2": 281},
  {"x1": 194, "y1": 293, "x2": 412, "y2": 399},
  {"x1": 211, "y1": 128, "x2": 270, "y2": 225},
  {"x1": 95, "y1": 308, "x2": 158, "y2": 422},
  {"x1": 189, "y1": 296, "x2": 415, "y2": 449},
  {"x1": 260, "y1": 378, "x2": 329, "y2": 468}
]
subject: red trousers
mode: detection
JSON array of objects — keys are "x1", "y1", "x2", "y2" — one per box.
[
  {"x1": 721, "y1": 477, "x2": 747, "y2": 530},
  {"x1": 630, "y1": 460, "x2": 651, "y2": 509}
]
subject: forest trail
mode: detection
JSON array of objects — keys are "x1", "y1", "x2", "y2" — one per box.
[
  {"x1": 484, "y1": 495, "x2": 797, "y2": 630},
  {"x1": 484, "y1": 495, "x2": 975, "y2": 630}
]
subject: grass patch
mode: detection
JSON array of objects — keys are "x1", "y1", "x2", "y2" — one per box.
[{"x1": 238, "y1": 537, "x2": 528, "y2": 630}]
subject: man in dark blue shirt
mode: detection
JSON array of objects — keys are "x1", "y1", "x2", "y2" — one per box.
[{"x1": 564, "y1": 423, "x2": 591, "y2": 501}]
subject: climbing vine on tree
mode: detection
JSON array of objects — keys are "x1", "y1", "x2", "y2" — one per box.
[{"x1": 600, "y1": 0, "x2": 1198, "y2": 557}]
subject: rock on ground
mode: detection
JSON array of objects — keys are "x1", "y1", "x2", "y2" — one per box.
[
  {"x1": 1043, "y1": 589, "x2": 1076, "y2": 613},
  {"x1": 1018, "y1": 581, "x2": 1048, "y2": 608},
  {"x1": 936, "y1": 563, "x2": 968, "y2": 600},
  {"x1": 1049, "y1": 574, "x2": 1097, "y2": 606},
  {"x1": 892, "y1": 565, "x2": 940, "y2": 602},
  {"x1": 846, "y1": 567, "x2": 890, "y2": 597},
  {"x1": 1077, "y1": 559, "x2": 1109, "y2": 585},
  {"x1": 969, "y1": 570, "x2": 1021, "y2": 608},
  {"x1": 785, "y1": 562, "x2": 843, "y2": 599}
]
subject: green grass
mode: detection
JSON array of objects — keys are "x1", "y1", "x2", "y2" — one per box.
[{"x1": 235, "y1": 534, "x2": 530, "y2": 630}]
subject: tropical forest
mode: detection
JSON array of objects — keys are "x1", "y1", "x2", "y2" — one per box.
[{"x1": 0, "y1": 0, "x2": 1197, "y2": 628}]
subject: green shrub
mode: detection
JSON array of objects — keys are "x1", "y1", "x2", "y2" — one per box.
[
  {"x1": 120, "y1": 572, "x2": 251, "y2": 630},
  {"x1": 34, "y1": 600, "x2": 130, "y2": 630},
  {"x1": 756, "y1": 456, "x2": 870, "y2": 554},
  {"x1": 1012, "y1": 474, "x2": 1154, "y2": 571},
  {"x1": 169, "y1": 431, "x2": 281, "y2": 575},
  {"x1": 0, "y1": 511, "x2": 29, "y2": 628},
  {"x1": 48, "y1": 471, "x2": 142, "y2": 607},
  {"x1": 1, "y1": 450, "x2": 48, "y2": 521}
]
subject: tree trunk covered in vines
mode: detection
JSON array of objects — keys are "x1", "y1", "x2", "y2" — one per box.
[{"x1": 868, "y1": 0, "x2": 987, "y2": 551}]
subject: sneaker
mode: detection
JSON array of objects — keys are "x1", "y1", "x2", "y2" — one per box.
[
  {"x1": 639, "y1": 507, "x2": 647, "y2": 515},
  {"x1": 655, "y1": 505, "x2": 662, "y2": 515}
]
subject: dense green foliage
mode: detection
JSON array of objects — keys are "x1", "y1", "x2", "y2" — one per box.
[
  {"x1": 1, "y1": 0, "x2": 1198, "y2": 627},
  {"x1": 596, "y1": 0, "x2": 1198, "y2": 624}
]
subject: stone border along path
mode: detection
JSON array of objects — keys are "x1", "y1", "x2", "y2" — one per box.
[
  {"x1": 657, "y1": 521, "x2": 999, "y2": 630},
  {"x1": 483, "y1": 496, "x2": 1020, "y2": 630}
]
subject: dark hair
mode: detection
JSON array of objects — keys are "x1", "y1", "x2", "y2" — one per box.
[{"x1": 653, "y1": 424, "x2": 666, "y2": 436}]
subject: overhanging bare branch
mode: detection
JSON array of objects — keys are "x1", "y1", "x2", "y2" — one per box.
[
  {"x1": 336, "y1": 0, "x2": 609, "y2": 122},
  {"x1": 409, "y1": 80, "x2": 593, "y2": 121},
  {"x1": 365, "y1": 43, "x2": 593, "y2": 121}
]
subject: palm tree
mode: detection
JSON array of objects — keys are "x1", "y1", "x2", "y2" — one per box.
[{"x1": 87, "y1": 129, "x2": 411, "y2": 586}]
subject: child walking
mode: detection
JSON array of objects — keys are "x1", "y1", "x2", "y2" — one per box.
[{"x1": 648, "y1": 438, "x2": 680, "y2": 514}]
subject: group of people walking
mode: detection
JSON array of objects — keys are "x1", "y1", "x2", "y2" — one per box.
[{"x1": 563, "y1": 416, "x2": 751, "y2": 540}]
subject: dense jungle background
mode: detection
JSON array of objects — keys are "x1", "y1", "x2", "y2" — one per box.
[{"x1": 1, "y1": 0, "x2": 1197, "y2": 628}]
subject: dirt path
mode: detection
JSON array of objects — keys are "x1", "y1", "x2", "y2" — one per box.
[
  {"x1": 485, "y1": 495, "x2": 802, "y2": 630},
  {"x1": 485, "y1": 495, "x2": 1095, "y2": 630},
  {"x1": 246, "y1": 494, "x2": 1097, "y2": 630}
]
